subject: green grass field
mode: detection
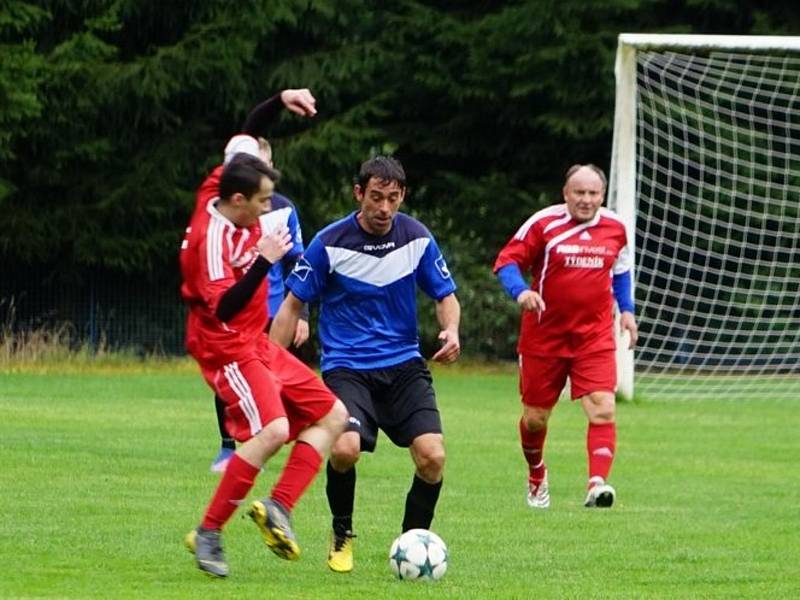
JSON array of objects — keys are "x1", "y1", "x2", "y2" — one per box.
[{"x1": 1, "y1": 368, "x2": 797, "y2": 599}]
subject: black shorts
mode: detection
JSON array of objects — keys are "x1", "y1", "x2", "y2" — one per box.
[{"x1": 322, "y1": 358, "x2": 442, "y2": 452}]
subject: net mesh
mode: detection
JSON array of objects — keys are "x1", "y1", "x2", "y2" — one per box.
[{"x1": 623, "y1": 48, "x2": 800, "y2": 400}]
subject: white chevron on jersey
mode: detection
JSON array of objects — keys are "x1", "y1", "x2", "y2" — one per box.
[
  {"x1": 325, "y1": 238, "x2": 431, "y2": 287},
  {"x1": 539, "y1": 211, "x2": 602, "y2": 294},
  {"x1": 259, "y1": 207, "x2": 292, "y2": 234},
  {"x1": 514, "y1": 204, "x2": 567, "y2": 240}
]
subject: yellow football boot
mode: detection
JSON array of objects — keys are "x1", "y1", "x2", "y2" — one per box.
[{"x1": 327, "y1": 530, "x2": 355, "y2": 573}]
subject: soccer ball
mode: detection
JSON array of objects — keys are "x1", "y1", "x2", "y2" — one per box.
[{"x1": 388, "y1": 528, "x2": 448, "y2": 581}]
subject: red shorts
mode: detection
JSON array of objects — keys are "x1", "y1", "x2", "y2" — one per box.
[
  {"x1": 519, "y1": 350, "x2": 617, "y2": 409},
  {"x1": 199, "y1": 336, "x2": 337, "y2": 443}
]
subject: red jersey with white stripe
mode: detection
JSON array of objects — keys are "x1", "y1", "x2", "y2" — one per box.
[
  {"x1": 494, "y1": 204, "x2": 631, "y2": 357},
  {"x1": 180, "y1": 185, "x2": 267, "y2": 368},
  {"x1": 194, "y1": 165, "x2": 223, "y2": 215}
]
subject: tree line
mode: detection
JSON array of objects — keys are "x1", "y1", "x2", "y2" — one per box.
[{"x1": 2, "y1": 0, "x2": 798, "y2": 357}]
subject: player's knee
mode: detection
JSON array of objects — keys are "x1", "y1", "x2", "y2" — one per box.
[
  {"x1": 255, "y1": 418, "x2": 290, "y2": 450},
  {"x1": 522, "y1": 411, "x2": 548, "y2": 432},
  {"x1": 585, "y1": 392, "x2": 615, "y2": 423},
  {"x1": 322, "y1": 399, "x2": 349, "y2": 436},
  {"x1": 331, "y1": 433, "x2": 360, "y2": 468},
  {"x1": 414, "y1": 444, "x2": 445, "y2": 481}
]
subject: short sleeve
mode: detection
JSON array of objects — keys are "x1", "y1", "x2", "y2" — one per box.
[
  {"x1": 415, "y1": 235, "x2": 457, "y2": 300},
  {"x1": 285, "y1": 235, "x2": 329, "y2": 303}
]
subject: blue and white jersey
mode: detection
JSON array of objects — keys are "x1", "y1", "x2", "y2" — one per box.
[
  {"x1": 258, "y1": 192, "x2": 304, "y2": 318},
  {"x1": 286, "y1": 211, "x2": 457, "y2": 372}
]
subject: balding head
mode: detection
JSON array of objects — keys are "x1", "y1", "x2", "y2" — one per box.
[
  {"x1": 564, "y1": 164, "x2": 607, "y2": 189},
  {"x1": 562, "y1": 164, "x2": 606, "y2": 223}
]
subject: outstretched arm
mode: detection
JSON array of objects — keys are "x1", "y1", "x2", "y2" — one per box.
[
  {"x1": 242, "y1": 89, "x2": 317, "y2": 137},
  {"x1": 431, "y1": 293, "x2": 461, "y2": 364}
]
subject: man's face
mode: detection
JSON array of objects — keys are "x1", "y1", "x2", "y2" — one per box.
[
  {"x1": 354, "y1": 177, "x2": 405, "y2": 236},
  {"x1": 563, "y1": 168, "x2": 605, "y2": 223},
  {"x1": 238, "y1": 176, "x2": 274, "y2": 226}
]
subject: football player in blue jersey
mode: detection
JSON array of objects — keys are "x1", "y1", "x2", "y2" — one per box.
[{"x1": 271, "y1": 156, "x2": 461, "y2": 573}]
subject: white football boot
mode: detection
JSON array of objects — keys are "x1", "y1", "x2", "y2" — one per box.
[
  {"x1": 526, "y1": 469, "x2": 550, "y2": 509},
  {"x1": 584, "y1": 476, "x2": 616, "y2": 508}
]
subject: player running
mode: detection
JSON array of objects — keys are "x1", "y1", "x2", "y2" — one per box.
[{"x1": 493, "y1": 164, "x2": 638, "y2": 509}]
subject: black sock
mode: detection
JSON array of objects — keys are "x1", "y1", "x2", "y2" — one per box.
[
  {"x1": 326, "y1": 461, "x2": 356, "y2": 535},
  {"x1": 402, "y1": 474, "x2": 442, "y2": 532},
  {"x1": 214, "y1": 395, "x2": 235, "y2": 450}
]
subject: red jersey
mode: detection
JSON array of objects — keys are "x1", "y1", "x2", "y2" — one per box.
[
  {"x1": 494, "y1": 204, "x2": 631, "y2": 357},
  {"x1": 180, "y1": 177, "x2": 267, "y2": 368},
  {"x1": 194, "y1": 165, "x2": 223, "y2": 216}
]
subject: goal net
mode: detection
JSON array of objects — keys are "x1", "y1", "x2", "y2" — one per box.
[{"x1": 609, "y1": 34, "x2": 800, "y2": 401}]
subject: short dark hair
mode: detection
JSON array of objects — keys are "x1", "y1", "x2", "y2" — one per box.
[
  {"x1": 219, "y1": 153, "x2": 280, "y2": 201},
  {"x1": 564, "y1": 163, "x2": 607, "y2": 189},
  {"x1": 357, "y1": 155, "x2": 406, "y2": 189}
]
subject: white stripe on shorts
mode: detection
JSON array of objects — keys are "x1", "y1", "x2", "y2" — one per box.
[{"x1": 223, "y1": 362, "x2": 262, "y2": 436}]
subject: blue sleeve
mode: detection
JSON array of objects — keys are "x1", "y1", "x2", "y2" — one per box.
[
  {"x1": 285, "y1": 236, "x2": 328, "y2": 303},
  {"x1": 612, "y1": 270, "x2": 635, "y2": 313},
  {"x1": 496, "y1": 263, "x2": 528, "y2": 300},
  {"x1": 287, "y1": 205, "x2": 304, "y2": 258},
  {"x1": 416, "y1": 237, "x2": 457, "y2": 300}
]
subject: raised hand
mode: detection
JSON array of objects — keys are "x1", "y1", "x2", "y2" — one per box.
[
  {"x1": 257, "y1": 225, "x2": 293, "y2": 263},
  {"x1": 280, "y1": 89, "x2": 317, "y2": 117}
]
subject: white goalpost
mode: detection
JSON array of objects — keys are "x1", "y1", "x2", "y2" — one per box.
[{"x1": 609, "y1": 34, "x2": 800, "y2": 401}]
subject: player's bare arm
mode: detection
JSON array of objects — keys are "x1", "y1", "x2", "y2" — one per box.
[
  {"x1": 280, "y1": 88, "x2": 317, "y2": 117},
  {"x1": 517, "y1": 289, "x2": 546, "y2": 312},
  {"x1": 432, "y1": 294, "x2": 461, "y2": 364},
  {"x1": 270, "y1": 292, "x2": 304, "y2": 348},
  {"x1": 620, "y1": 311, "x2": 638, "y2": 349}
]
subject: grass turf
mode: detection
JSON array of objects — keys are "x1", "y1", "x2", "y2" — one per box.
[{"x1": 0, "y1": 369, "x2": 797, "y2": 599}]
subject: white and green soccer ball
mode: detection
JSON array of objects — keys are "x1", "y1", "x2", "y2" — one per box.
[{"x1": 388, "y1": 528, "x2": 448, "y2": 581}]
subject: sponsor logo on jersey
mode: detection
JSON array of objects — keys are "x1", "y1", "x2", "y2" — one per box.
[
  {"x1": 363, "y1": 241, "x2": 396, "y2": 252},
  {"x1": 579, "y1": 231, "x2": 592, "y2": 240},
  {"x1": 564, "y1": 255, "x2": 605, "y2": 269},
  {"x1": 557, "y1": 244, "x2": 609, "y2": 255}
]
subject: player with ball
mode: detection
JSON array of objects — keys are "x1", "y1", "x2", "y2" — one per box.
[{"x1": 271, "y1": 156, "x2": 461, "y2": 574}]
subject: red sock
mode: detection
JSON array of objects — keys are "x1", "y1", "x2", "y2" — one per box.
[
  {"x1": 270, "y1": 441, "x2": 322, "y2": 512},
  {"x1": 202, "y1": 453, "x2": 260, "y2": 530},
  {"x1": 587, "y1": 421, "x2": 616, "y2": 483},
  {"x1": 519, "y1": 418, "x2": 547, "y2": 482}
]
